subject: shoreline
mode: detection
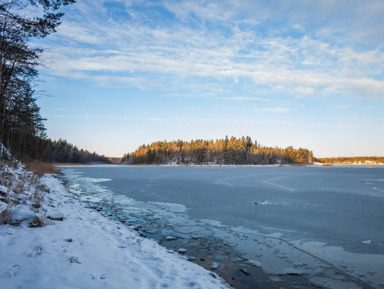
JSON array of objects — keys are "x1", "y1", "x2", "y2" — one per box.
[
  {"x1": 55, "y1": 162, "x2": 384, "y2": 168},
  {"x1": 0, "y1": 165, "x2": 231, "y2": 289}
]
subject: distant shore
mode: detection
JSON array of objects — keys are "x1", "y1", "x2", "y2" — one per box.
[
  {"x1": 54, "y1": 162, "x2": 384, "y2": 168},
  {"x1": 318, "y1": 163, "x2": 384, "y2": 166}
]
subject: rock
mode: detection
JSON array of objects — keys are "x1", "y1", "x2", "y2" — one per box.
[
  {"x1": 47, "y1": 212, "x2": 64, "y2": 221},
  {"x1": 199, "y1": 257, "x2": 206, "y2": 262},
  {"x1": 47, "y1": 215, "x2": 64, "y2": 221},
  {"x1": 211, "y1": 262, "x2": 220, "y2": 270},
  {"x1": 278, "y1": 268, "x2": 302, "y2": 276},
  {"x1": 178, "y1": 248, "x2": 187, "y2": 254},
  {"x1": 131, "y1": 225, "x2": 141, "y2": 231},
  {"x1": 239, "y1": 268, "x2": 250, "y2": 276}
]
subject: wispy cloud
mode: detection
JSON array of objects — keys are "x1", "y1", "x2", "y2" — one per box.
[
  {"x1": 334, "y1": 105, "x2": 352, "y2": 110},
  {"x1": 130, "y1": 117, "x2": 165, "y2": 122},
  {"x1": 45, "y1": 114, "x2": 93, "y2": 119},
  {"x1": 223, "y1": 96, "x2": 270, "y2": 102},
  {"x1": 256, "y1": 107, "x2": 290, "y2": 113},
  {"x1": 41, "y1": 0, "x2": 384, "y2": 100}
]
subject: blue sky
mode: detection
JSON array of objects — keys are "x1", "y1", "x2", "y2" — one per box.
[{"x1": 36, "y1": 0, "x2": 384, "y2": 157}]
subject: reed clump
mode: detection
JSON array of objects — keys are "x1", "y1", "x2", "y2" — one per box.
[{"x1": 26, "y1": 162, "x2": 60, "y2": 177}]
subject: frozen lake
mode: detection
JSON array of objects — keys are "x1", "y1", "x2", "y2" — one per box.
[{"x1": 60, "y1": 165, "x2": 384, "y2": 289}]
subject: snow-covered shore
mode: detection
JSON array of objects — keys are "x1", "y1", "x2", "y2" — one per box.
[{"x1": 0, "y1": 164, "x2": 230, "y2": 289}]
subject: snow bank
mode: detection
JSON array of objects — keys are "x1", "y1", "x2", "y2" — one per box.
[{"x1": 0, "y1": 166, "x2": 229, "y2": 289}]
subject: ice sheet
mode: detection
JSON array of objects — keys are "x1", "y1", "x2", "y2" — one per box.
[{"x1": 60, "y1": 165, "x2": 384, "y2": 288}]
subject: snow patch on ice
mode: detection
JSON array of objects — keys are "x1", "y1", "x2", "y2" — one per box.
[
  {"x1": 79, "y1": 177, "x2": 111, "y2": 183},
  {"x1": 293, "y1": 240, "x2": 384, "y2": 288},
  {"x1": 148, "y1": 202, "x2": 187, "y2": 213},
  {"x1": 309, "y1": 277, "x2": 363, "y2": 289},
  {"x1": 278, "y1": 268, "x2": 303, "y2": 275},
  {"x1": 259, "y1": 200, "x2": 270, "y2": 205},
  {"x1": 262, "y1": 176, "x2": 294, "y2": 192},
  {"x1": 247, "y1": 259, "x2": 262, "y2": 268}
]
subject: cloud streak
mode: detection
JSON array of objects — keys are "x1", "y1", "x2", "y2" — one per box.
[
  {"x1": 41, "y1": 0, "x2": 384, "y2": 101},
  {"x1": 223, "y1": 97, "x2": 270, "y2": 102},
  {"x1": 256, "y1": 107, "x2": 290, "y2": 113}
]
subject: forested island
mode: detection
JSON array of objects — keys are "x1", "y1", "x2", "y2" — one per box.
[
  {"x1": 316, "y1": 157, "x2": 384, "y2": 165},
  {"x1": 121, "y1": 136, "x2": 314, "y2": 165}
]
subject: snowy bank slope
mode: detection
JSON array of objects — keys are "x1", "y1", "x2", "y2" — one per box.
[{"x1": 0, "y1": 170, "x2": 229, "y2": 289}]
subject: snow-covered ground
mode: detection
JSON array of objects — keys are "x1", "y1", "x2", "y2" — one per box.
[{"x1": 0, "y1": 164, "x2": 230, "y2": 289}]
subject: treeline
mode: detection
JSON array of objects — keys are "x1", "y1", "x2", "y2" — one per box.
[
  {"x1": 1, "y1": 136, "x2": 110, "y2": 164},
  {"x1": 316, "y1": 157, "x2": 384, "y2": 165},
  {"x1": 121, "y1": 136, "x2": 313, "y2": 165},
  {"x1": 39, "y1": 139, "x2": 110, "y2": 163}
]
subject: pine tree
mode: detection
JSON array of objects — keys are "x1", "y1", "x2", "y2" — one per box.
[{"x1": 0, "y1": 0, "x2": 75, "y2": 160}]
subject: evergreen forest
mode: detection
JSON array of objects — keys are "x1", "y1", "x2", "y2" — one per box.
[{"x1": 121, "y1": 136, "x2": 314, "y2": 165}]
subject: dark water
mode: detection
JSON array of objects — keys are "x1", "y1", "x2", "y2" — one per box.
[{"x1": 60, "y1": 165, "x2": 384, "y2": 289}]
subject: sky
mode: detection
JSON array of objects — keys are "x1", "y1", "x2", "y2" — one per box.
[{"x1": 36, "y1": 0, "x2": 384, "y2": 158}]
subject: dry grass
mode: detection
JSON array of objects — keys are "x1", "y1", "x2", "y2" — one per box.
[
  {"x1": 0, "y1": 166, "x2": 13, "y2": 225},
  {"x1": 1, "y1": 162, "x2": 53, "y2": 227},
  {"x1": 26, "y1": 162, "x2": 60, "y2": 177},
  {"x1": 30, "y1": 189, "x2": 47, "y2": 210},
  {"x1": 0, "y1": 170, "x2": 12, "y2": 188},
  {"x1": 13, "y1": 174, "x2": 30, "y2": 194},
  {"x1": 1, "y1": 161, "x2": 57, "y2": 228},
  {"x1": 0, "y1": 206, "x2": 12, "y2": 225}
]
